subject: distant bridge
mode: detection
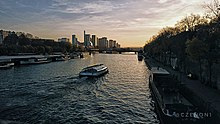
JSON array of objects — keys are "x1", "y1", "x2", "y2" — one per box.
[{"x1": 88, "y1": 47, "x2": 143, "y2": 53}]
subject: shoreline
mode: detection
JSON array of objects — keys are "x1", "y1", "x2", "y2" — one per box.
[{"x1": 144, "y1": 55, "x2": 220, "y2": 122}]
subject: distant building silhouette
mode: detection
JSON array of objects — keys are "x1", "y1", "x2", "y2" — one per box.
[
  {"x1": 0, "y1": 32, "x2": 3, "y2": 44},
  {"x1": 91, "y1": 35, "x2": 98, "y2": 48},
  {"x1": 0, "y1": 30, "x2": 11, "y2": 44},
  {"x1": 1, "y1": 29, "x2": 121, "y2": 49},
  {"x1": 109, "y1": 39, "x2": 114, "y2": 48},
  {"x1": 116, "y1": 43, "x2": 120, "y2": 48},
  {"x1": 84, "y1": 30, "x2": 93, "y2": 48},
  {"x1": 72, "y1": 34, "x2": 78, "y2": 47},
  {"x1": 58, "y1": 38, "x2": 69, "y2": 42},
  {"x1": 113, "y1": 40, "x2": 116, "y2": 48},
  {"x1": 99, "y1": 37, "x2": 108, "y2": 49}
]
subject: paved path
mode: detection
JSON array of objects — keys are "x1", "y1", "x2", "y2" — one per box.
[{"x1": 145, "y1": 56, "x2": 220, "y2": 121}]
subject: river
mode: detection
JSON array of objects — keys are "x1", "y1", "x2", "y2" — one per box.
[{"x1": 0, "y1": 53, "x2": 159, "y2": 124}]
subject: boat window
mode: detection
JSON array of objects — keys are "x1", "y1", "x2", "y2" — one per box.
[
  {"x1": 86, "y1": 69, "x2": 96, "y2": 73},
  {"x1": 87, "y1": 69, "x2": 92, "y2": 72},
  {"x1": 92, "y1": 69, "x2": 97, "y2": 73}
]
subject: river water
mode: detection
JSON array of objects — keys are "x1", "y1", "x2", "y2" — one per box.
[{"x1": 0, "y1": 53, "x2": 159, "y2": 124}]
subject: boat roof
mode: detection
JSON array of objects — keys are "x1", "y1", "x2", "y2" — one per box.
[
  {"x1": 82, "y1": 64, "x2": 105, "y2": 70},
  {"x1": 151, "y1": 67, "x2": 170, "y2": 75},
  {"x1": 160, "y1": 90, "x2": 193, "y2": 106}
]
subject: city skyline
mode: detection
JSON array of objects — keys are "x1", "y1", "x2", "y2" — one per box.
[{"x1": 0, "y1": 0, "x2": 207, "y2": 47}]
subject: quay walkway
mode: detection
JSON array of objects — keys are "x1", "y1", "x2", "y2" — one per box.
[
  {"x1": 0, "y1": 55, "x2": 61, "y2": 61},
  {"x1": 145, "y1": 56, "x2": 220, "y2": 121},
  {"x1": 0, "y1": 55, "x2": 67, "y2": 65}
]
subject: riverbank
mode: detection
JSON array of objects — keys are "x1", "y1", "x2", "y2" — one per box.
[
  {"x1": 144, "y1": 56, "x2": 220, "y2": 122},
  {"x1": 0, "y1": 52, "x2": 87, "y2": 69}
]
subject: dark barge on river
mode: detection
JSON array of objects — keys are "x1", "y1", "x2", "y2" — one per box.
[{"x1": 149, "y1": 67, "x2": 204, "y2": 124}]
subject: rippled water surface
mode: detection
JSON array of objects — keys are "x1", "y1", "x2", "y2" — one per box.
[{"x1": 0, "y1": 54, "x2": 159, "y2": 124}]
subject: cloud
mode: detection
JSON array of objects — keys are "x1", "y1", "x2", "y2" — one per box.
[
  {"x1": 49, "y1": 0, "x2": 119, "y2": 14},
  {"x1": 158, "y1": 0, "x2": 168, "y2": 4},
  {"x1": 0, "y1": 0, "x2": 208, "y2": 47}
]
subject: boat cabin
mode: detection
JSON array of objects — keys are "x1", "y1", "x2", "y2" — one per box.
[{"x1": 79, "y1": 64, "x2": 108, "y2": 77}]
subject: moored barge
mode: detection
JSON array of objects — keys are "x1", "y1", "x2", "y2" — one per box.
[{"x1": 149, "y1": 67, "x2": 202, "y2": 123}]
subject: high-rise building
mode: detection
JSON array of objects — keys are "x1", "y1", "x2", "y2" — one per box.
[
  {"x1": 72, "y1": 34, "x2": 78, "y2": 46},
  {"x1": 113, "y1": 40, "x2": 116, "y2": 48},
  {"x1": 0, "y1": 32, "x2": 3, "y2": 44},
  {"x1": 91, "y1": 35, "x2": 98, "y2": 47},
  {"x1": 97, "y1": 37, "x2": 99, "y2": 47},
  {"x1": 99, "y1": 37, "x2": 108, "y2": 49},
  {"x1": 109, "y1": 39, "x2": 114, "y2": 48},
  {"x1": 84, "y1": 30, "x2": 91, "y2": 47},
  {"x1": 84, "y1": 34, "x2": 91, "y2": 46},
  {"x1": 98, "y1": 38, "x2": 101, "y2": 48},
  {"x1": 84, "y1": 30, "x2": 85, "y2": 45}
]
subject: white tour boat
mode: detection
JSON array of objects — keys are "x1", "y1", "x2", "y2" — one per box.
[{"x1": 79, "y1": 64, "x2": 108, "y2": 77}]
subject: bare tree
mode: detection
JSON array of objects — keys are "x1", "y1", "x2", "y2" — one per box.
[
  {"x1": 175, "y1": 14, "x2": 208, "y2": 32},
  {"x1": 204, "y1": 0, "x2": 220, "y2": 19}
]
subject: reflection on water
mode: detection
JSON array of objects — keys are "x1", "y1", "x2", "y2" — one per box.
[{"x1": 0, "y1": 54, "x2": 159, "y2": 123}]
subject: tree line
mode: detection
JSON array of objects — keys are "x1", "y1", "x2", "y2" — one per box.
[
  {"x1": 0, "y1": 32, "x2": 73, "y2": 55},
  {"x1": 144, "y1": 1, "x2": 220, "y2": 88}
]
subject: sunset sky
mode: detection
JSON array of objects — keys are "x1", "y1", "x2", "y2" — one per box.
[{"x1": 0, "y1": 0, "x2": 208, "y2": 47}]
